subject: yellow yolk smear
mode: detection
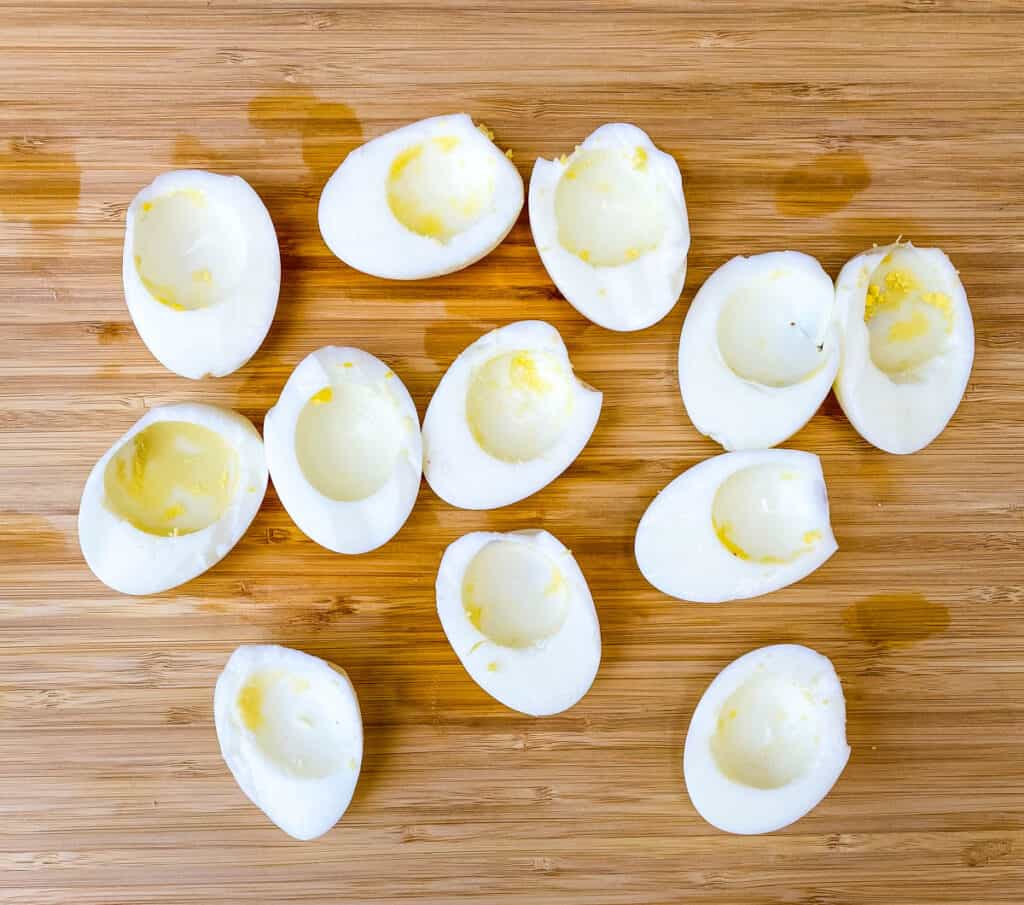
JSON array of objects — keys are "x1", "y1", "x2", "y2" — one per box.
[
  {"x1": 386, "y1": 136, "x2": 496, "y2": 242},
  {"x1": 863, "y1": 250, "x2": 955, "y2": 377},
  {"x1": 103, "y1": 420, "x2": 239, "y2": 536},
  {"x1": 465, "y1": 350, "x2": 574, "y2": 462}
]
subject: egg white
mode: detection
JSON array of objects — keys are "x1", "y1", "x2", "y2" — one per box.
[
  {"x1": 529, "y1": 123, "x2": 689, "y2": 331},
  {"x1": 264, "y1": 346, "x2": 422, "y2": 554},
  {"x1": 635, "y1": 449, "x2": 837, "y2": 603},
  {"x1": 436, "y1": 529, "x2": 601, "y2": 717},
  {"x1": 422, "y1": 320, "x2": 602, "y2": 510},
  {"x1": 319, "y1": 113, "x2": 523, "y2": 280},
  {"x1": 78, "y1": 403, "x2": 267, "y2": 595},
  {"x1": 679, "y1": 251, "x2": 840, "y2": 450},
  {"x1": 834, "y1": 240, "x2": 974, "y2": 454},
  {"x1": 683, "y1": 644, "x2": 850, "y2": 834},
  {"x1": 214, "y1": 644, "x2": 363, "y2": 841},
  {"x1": 122, "y1": 169, "x2": 280, "y2": 379}
]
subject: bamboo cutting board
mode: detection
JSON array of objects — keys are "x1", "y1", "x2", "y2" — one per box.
[{"x1": 2, "y1": 2, "x2": 1023, "y2": 903}]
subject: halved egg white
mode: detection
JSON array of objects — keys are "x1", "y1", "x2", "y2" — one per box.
[
  {"x1": 264, "y1": 347, "x2": 422, "y2": 554},
  {"x1": 834, "y1": 240, "x2": 974, "y2": 454},
  {"x1": 684, "y1": 644, "x2": 850, "y2": 834},
  {"x1": 679, "y1": 251, "x2": 840, "y2": 450},
  {"x1": 529, "y1": 123, "x2": 689, "y2": 331},
  {"x1": 436, "y1": 530, "x2": 601, "y2": 716},
  {"x1": 122, "y1": 170, "x2": 280, "y2": 379},
  {"x1": 214, "y1": 645, "x2": 363, "y2": 841},
  {"x1": 318, "y1": 113, "x2": 523, "y2": 280},
  {"x1": 422, "y1": 320, "x2": 602, "y2": 510},
  {"x1": 78, "y1": 403, "x2": 267, "y2": 595},
  {"x1": 635, "y1": 449, "x2": 837, "y2": 603}
]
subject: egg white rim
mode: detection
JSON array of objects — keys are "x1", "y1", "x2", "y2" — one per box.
[
  {"x1": 77, "y1": 403, "x2": 268, "y2": 596},
  {"x1": 318, "y1": 113, "x2": 524, "y2": 280},
  {"x1": 436, "y1": 529, "x2": 601, "y2": 717},
  {"x1": 833, "y1": 240, "x2": 974, "y2": 454},
  {"x1": 264, "y1": 346, "x2": 423, "y2": 554},
  {"x1": 529, "y1": 122, "x2": 690, "y2": 331},
  {"x1": 213, "y1": 644, "x2": 363, "y2": 841},
  {"x1": 678, "y1": 251, "x2": 840, "y2": 451},
  {"x1": 634, "y1": 449, "x2": 837, "y2": 603},
  {"x1": 422, "y1": 320, "x2": 602, "y2": 510},
  {"x1": 121, "y1": 169, "x2": 281, "y2": 379},
  {"x1": 683, "y1": 643, "x2": 850, "y2": 835}
]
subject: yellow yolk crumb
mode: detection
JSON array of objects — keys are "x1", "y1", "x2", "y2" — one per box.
[
  {"x1": 509, "y1": 352, "x2": 551, "y2": 393},
  {"x1": 310, "y1": 387, "x2": 333, "y2": 404},
  {"x1": 632, "y1": 146, "x2": 648, "y2": 170},
  {"x1": 802, "y1": 530, "x2": 822, "y2": 545},
  {"x1": 343, "y1": 361, "x2": 353, "y2": 368},
  {"x1": 476, "y1": 123, "x2": 494, "y2": 141},
  {"x1": 433, "y1": 135, "x2": 459, "y2": 152},
  {"x1": 487, "y1": 661, "x2": 499, "y2": 672}
]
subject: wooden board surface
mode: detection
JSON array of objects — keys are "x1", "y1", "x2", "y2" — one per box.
[{"x1": 2, "y1": 2, "x2": 1023, "y2": 903}]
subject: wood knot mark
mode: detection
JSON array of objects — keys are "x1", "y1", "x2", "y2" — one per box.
[
  {"x1": 263, "y1": 527, "x2": 291, "y2": 544},
  {"x1": 399, "y1": 825, "x2": 432, "y2": 844},
  {"x1": 530, "y1": 856, "x2": 558, "y2": 874},
  {"x1": 962, "y1": 838, "x2": 1013, "y2": 867},
  {"x1": 88, "y1": 321, "x2": 130, "y2": 344},
  {"x1": 165, "y1": 705, "x2": 203, "y2": 726}
]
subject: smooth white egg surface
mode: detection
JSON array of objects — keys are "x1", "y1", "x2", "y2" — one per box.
[
  {"x1": 422, "y1": 320, "x2": 601, "y2": 510},
  {"x1": 834, "y1": 240, "x2": 974, "y2": 454},
  {"x1": 679, "y1": 251, "x2": 840, "y2": 450},
  {"x1": 122, "y1": 170, "x2": 280, "y2": 379},
  {"x1": 529, "y1": 123, "x2": 689, "y2": 331},
  {"x1": 214, "y1": 645, "x2": 363, "y2": 841},
  {"x1": 318, "y1": 113, "x2": 523, "y2": 280},
  {"x1": 683, "y1": 644, "x2": 850, "y2": 834},
  {"x1": 635, "y1": 449, "x2": 837, "y2": 603},
  {"x1": 264, "y1": 347, "x2": 422, "y2": 554},
  {"x1": 78, "y1": 403, "x2": 267, "y2": 595},
  {"x1": 436, "y1": 530, "x2": 601, "y2": 716}
]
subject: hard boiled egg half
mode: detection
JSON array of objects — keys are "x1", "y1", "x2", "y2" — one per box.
[
  {"x1": 214, "y1": 645, "x2": 363, "y2": 841},
  {"x1": 684, "y1": 644, "x2": 850, "y2": 834},
  {"x1": 529, "y1": 123, "x2": 689, "y2": 331},
  {"x1": 679, "y1": 251, "x2": 840, "y2": 450},
  {"x1": 834, "y1": 240, "x2": 974, "y2": 454},
  {"x1": 319, "y1": 114, "x2": 523, "y2": 279},
  {"x1": 122, "y1": 170, "x2": 280, "y2": 379},
  {"x1": 436, "y1": 530, "x2": 601, "y2": 716},
  {"x1": 78, "y1": 403, "x2": 267, "y2": 595},
  {"x1": 635, "y1": 449, "x2": 837, "y2": 603},
  {"x1": 423, "y1": 320, "x2": 602, "y2": 510},
  {"x1": 264, "y1": 347, "x2": 422, "y2": 554}
]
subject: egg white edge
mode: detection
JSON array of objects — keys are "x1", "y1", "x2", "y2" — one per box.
[
  {"x1": 121, "y1": 169, "x2": 281, "y2": 379},
  {"x1": 77, "y1": 402, "x2": 268, "y2": 595},
  {"x1": 528, "y1": 122, "x2": 690, "y2": 332},
  {"x1": 833, "y1": 240, "x2": 975, "y2": 455},
  {"x1": 436, "y1": 529, "x2": 601, "y2": 717},
  {"x1": 634, "y1": 448, "x2": 838, "y2": 603},
  {"x1": 264, "y1": 346, "x2": 422, "y2": 554},
  {"x1": 678, "y1": 251, "x2": 841, "y2": 451},
  {"x1": 422, "y1": 320, "x2": 602, "y2": 510},
  {"x1": 213, "y1": 644, "x2": 364, "y2": 841},
  {"x1": 683, "y1": 643, "x2": 850, "y2": 835},
  {"x1": 318, "y1": 112, "x2": 524, "y2": 280}
]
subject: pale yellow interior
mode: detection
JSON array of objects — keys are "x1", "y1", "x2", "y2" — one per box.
[
  {"x1": 462, "y1": 540, "x2": 569, "y2": 648},
  {"x1": 465, "y1": 350, "x2": 574, "y2": 463},
  {"x1": 133, "y1": 189, "x2": 245, "y2": 311},
  {"x1": 386, "y1": 135, "x2": 495, "y2": 242},
  {"x1": 103, "y1": 420, "x2": 238, "y2": 537}
]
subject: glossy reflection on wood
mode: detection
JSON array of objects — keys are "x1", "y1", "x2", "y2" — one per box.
[{"x1": 1, "y1": 3, "x2": 1023, "y2": 905}]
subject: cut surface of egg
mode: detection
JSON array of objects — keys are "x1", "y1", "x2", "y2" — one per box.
[
  {"x1": 635, "y1": 449, "x2": 837, "y2": 603},
  {"x1": 264, "y1": 347, "x2": 422, "y2": 554},
  {"x1": 122, "y1": 170, "x2": 280, "y2": 379},
  {"x1": 679, "y1": 251, "x2": 840, "y2": 450},
  {"x1": 78, "y1": 403, "x2": 267, "y2": 595},
  {"x1": 529, "y1": 123, "x2": 689, "y2": 331},
  {"x1": 436, "y1": 529, "x2": 601, "y2": 716},
  {"x1": 319, "y1": 113, "x2": 523, "y2": 280},
  {"x1": 683, "y1": 644, "x2": 850, "y2": 834},
  {"x1": 834, "y1": 240, "x2": 974, "y2": 454},
  {"x1": 214, "y1": 645, "x2": 363, "y2": 841},
  {"x1": 422, "y1": 320, "x2": 601, "y2": 510}
]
